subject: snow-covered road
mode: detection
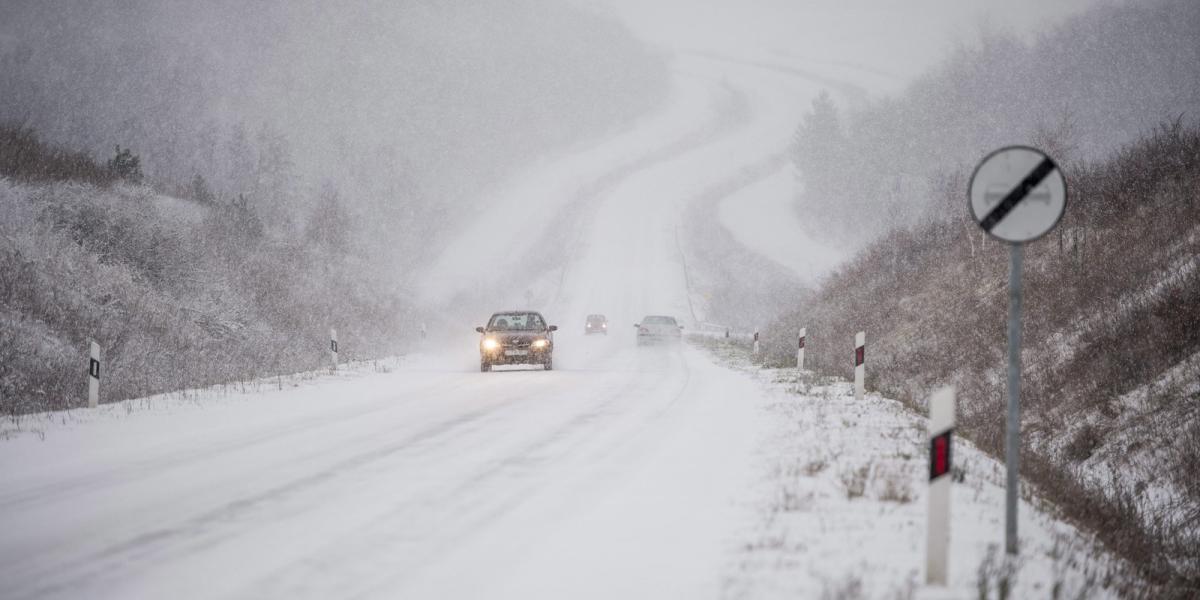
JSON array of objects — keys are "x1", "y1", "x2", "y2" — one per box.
[{"x1": 0, "y1": 340, "x2": 766, "y2": 599}]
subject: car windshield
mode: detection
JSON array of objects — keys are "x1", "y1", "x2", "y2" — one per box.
[
  {"x1": 489, "y1": 313, "x2": 545, "y2": 331},
  {"x1": 587, "y1": 315, "x2": 605, "y2": 322},
  {"x1": 643, "y1": 316, "x2": 676, "y2": 325}
]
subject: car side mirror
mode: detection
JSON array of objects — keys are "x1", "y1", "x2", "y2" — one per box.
[
  {"x1": 633, "y1": 323, "x2": 639, "y2": 328},
  {"x1": 548, "y1": 325, "x2": 558, "y2": 332},
  {"x1": 679, "y1": 325, "x2": 685, "y2": 330},
  {"x1": 475, "y1": 326, "x2": 485, "y2": 333}
]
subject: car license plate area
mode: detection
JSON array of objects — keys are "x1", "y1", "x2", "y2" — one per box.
[{"x1": 505, "y1": 349, "x2": 529, "y2": 356}]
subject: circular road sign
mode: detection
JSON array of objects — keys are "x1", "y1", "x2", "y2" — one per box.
[{"x1": 968, "y1": 146, "x2": 1067, "y2": 244}]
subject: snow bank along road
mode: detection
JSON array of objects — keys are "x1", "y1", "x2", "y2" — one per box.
[{"x1": 1, "y1": 53, "x2": 1116, "y2": 598}]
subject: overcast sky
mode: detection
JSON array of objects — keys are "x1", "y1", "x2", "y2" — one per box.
[{"x1": 604, "y1": 0, "x2": 1110, "y2": 92}]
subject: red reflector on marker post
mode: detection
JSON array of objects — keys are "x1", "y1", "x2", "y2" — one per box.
[{"x1": 930, "y1": 430, "x2": 953, "y2": 480}]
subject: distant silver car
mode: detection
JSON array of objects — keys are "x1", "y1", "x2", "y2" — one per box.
[
  {"x1": 585, "y1": 314, "x2": 608, "y2": 335},
  {"x1": 635, "y1": 315, "x2": 682, "y2": 345}
]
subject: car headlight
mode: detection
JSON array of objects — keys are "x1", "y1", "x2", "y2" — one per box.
[
  {"x1": 481, "y1": 338, "x2": 500, "y2": 351},
  {"x1": 601, "y1": 323, "x2": 607, "y2": 328},
  {"x1": 531, "y1": 339, "x2": 549, "y2": 349}
]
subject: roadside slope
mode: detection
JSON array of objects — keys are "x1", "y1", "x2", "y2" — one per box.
[{"x1": 762, "y1": 122, "x2": 1200, "y2": 593}]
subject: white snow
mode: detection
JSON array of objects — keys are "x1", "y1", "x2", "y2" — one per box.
[{"x1": 712, "y1": 361, "x2": 1126, "y2": 599}]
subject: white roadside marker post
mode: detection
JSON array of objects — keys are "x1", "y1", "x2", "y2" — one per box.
[
  {"x1": 853, "y1": 331, "x2": 865, "y2": 401},
  {"x1": 88, "y1": 340, "x2": 100, "y2": 408},
  {"x1": 968, "y1": 146, "x2": 1066, "y2": 556},
  {"x1": 330, "y1": 328, "x2": 339, "y2": 371},
  {"x1": 796, "y1": 327, "x2": 806, "y2": 370},
  {"x1": 926, "y1": 386, "x2": 956, "y2": 586},
  {"x1": 752, "y1": 330, "x2": 760, "y2": 356}
]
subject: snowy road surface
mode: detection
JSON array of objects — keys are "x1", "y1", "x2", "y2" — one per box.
[{"x1": 0, "y1": 342, "x2": 765, "y2": 599}]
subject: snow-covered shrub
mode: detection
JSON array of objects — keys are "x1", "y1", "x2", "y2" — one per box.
[{"x1": 0, "y1": 174, "x2": 418, "y2": 417}]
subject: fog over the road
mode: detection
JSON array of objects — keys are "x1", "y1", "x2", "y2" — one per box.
[{"x1": 607, "y1": 0, "x2": 1106, "y2": 90}]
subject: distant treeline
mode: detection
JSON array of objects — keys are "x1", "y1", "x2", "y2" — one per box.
[
  {"x1": 791, "y1": 0, "x2": 1200, "y2": 247},
  {"x1": 0, "y1": 125, "x2": 143, "y2": 187},
  {"x1": 764, "y1": 120, "x2": 1200, "y2": 594}
]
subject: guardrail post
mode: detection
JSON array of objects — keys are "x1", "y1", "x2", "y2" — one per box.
[
  {"x1": 330, "y1": 328, "x2": 339, "y2": 371},
  {"x1": 796, "y1": 327, "x2": 806, "y2": 370},
  {"x1": 926, "y1": 386, "x2": 956, "y2": 585},
  {"x1": 88, "y1": 340, "x2": 100, "y2": 408},
  {"x1": 854, "y1": 331, "x2": 865, "y2": 400}
]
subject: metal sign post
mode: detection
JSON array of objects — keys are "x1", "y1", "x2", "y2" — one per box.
[
  {"x1": 968, "y1": 146, "x2": 1067, "y2": 556},
  {"x1": 1003, "y1": 243, "x2": 1023, "y2": 556}
]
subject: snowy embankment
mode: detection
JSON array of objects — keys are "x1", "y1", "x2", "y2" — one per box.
[{"x1": 696, "y1": 340, "x2": 1134, "y2": 599}]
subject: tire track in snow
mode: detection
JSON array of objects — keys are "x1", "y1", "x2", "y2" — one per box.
[
  {"x1": 0, "y1": 373, "x2": 469, "y2": 512},
  {"x1": 245, "y1": 349, "x2": 697, "y2": 599},
  {"x1": 3, "y1": 377, "x2": 567, "y2": 600}
]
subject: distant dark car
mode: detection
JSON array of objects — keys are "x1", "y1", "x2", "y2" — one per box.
[
  {"x1": 585, "y1": 314, "x2": 608, "y2": 335},
  {"x1": 476, "y1": 311, "x2": 558, "y2": 372},
  {"x1": 635, "y1": 315, "x2": 683, "y2": 345}
]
